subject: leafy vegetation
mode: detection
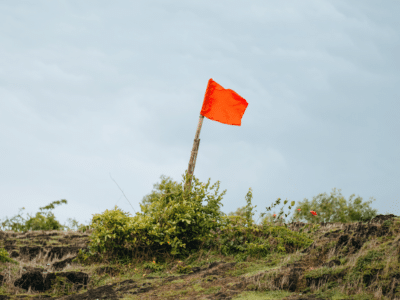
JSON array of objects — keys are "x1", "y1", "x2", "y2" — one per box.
[
  {"x1": 0, "y1": 171, "x2": 382, "y2": 267},
  {"x1": 0, "y1": 247, "x2": 18, "y2": 264}
]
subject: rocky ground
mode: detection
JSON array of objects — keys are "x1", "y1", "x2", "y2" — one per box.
[{"x1": 1, "y1": 214, "x2": 400, "y2": 299}]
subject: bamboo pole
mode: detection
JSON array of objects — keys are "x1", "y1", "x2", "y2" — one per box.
[{"x1": 184, "y1": 115, "x2": 205, "y2": 194}]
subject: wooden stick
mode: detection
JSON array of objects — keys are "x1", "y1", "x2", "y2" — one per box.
[{"x1": 184, "y1": 115, "x2": 205, "y2": 193}]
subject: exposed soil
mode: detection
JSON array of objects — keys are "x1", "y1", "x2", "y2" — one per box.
[{"x1": 1, "y1": 214, "x2": 400, "y2": 299}]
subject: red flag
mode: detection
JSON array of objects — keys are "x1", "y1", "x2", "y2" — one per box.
[{"x1": 200, "y1": 78, "x2": 248, "y2": 126}]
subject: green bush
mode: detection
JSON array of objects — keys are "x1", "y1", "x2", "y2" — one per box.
[
  {"x1": 213, "y1": 215, "x2": 249, "y2": 256},
  {"x1": 0, "y1": 200, "x2": 72, "y2": 232},
  {"x1": 256, "y1": 188, "x2": 380, "y2": 237},
  {"x1": 0, "y1": 200, "x2": 92, "y2": 233},
  {"x1": 85, "y1": 171, "x2": 227, "y2": 260},
  {"x1": 207, "y1": 193, "x2": 314, "y2": 258},
  {"x1": 86, "y1": 206, "x2": 134, "y2": 258},
  {"x1": 245, "y1": 241, "x2": 271, "y2": 258},
  {"x1": 228, "y1": 188, "x2": 257, "y2": 228},
  {"x1": 257, "y1": 198, "x2": 322, "y2": 237},
  {"x1": 286, "y1": 188, "x2": 379, "y2": 224},
  {"x1": 258, "y1": 198, "x2": 296, "y2": 228},
  {"x1": 211, "y1": 219, "x2": 304, "y2": 258}
]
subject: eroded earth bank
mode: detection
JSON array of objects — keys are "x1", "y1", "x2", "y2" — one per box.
[{"x1": 1, "y1": 214, "x2": 400, "y2": 300}]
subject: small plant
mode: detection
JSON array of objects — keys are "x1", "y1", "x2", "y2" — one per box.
[
  {"x1": 50, "y1": 275, "x2": 75, "y2": 296},
  {"x1": 382, "y1": 219, "x2": 393, "y2": 228},
  {"x1": 143, "y1": 260, "x2": 164, "y2": 272},
  {"x1": 245, "y1": 241, "x2": 271, "y2": 258},
  {"x1": 257, "y1": 197, "x2": 323, "y2": 237},
  {"x1": 0, "y1": 247, "x2": 18, "y2": 264},
  {"x1": 258, "y1": 198, "x2": 296, "y2": 229},
  {"x1": 260, "y1": 198, "x2": 296, "y2": 228},
  {"x1": 228, "y1": 188, "x2": 257, "y2": 228},
  {"x1": 176, "y1": 264, "x2": 193, "y2": 274},
  {"x1": 73, "y1": 249, "x2": 103, "y2": 265},
  {"x1": 235, "y1": 252, "x2": 249, "y2": 262}
]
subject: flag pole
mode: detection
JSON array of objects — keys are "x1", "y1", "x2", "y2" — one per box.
[{"x1": 184, "y1": 114, "x2": 205, "y2": 194}]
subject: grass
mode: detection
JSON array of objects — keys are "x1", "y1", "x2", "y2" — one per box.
[{"x1": 233, "y1": 291, "x2": 294, "y2": 299}]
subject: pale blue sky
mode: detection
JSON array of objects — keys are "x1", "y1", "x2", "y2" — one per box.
[{"x1": 1, "y1": 0, "x2": 399, "y2": 229}]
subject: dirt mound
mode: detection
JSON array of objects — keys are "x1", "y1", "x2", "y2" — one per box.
[
  {"x1": 0, "y1": 229, "x2": 92, "y2": 298},
  {"x1": 1, "y1": 214, "x2": 400, "y2": 299},
  {"x1": 246, "y1": 214, "x2": 400, "y2": 299}
]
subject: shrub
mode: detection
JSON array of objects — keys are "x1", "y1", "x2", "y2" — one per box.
[
  {"x1": 86, "y1": 206, "x2": 134, "y2": 258},
  {"x1": 85, "y1": 171, "x2": 227, "y2": 260},
  {"x1": 286, "y1": 188, "x2": 379, "y2": 224},
  {"x1": 0, "y1": 200, "x2": 72, "y2": 232},
  {"x1": 228, "y1": 188, "x2": 257, "y2": 228},
  {"x1": 208, "y1": 191, "x2": 314, "y2": 258},
  {"x1": 256, "y1": 198, "x2": 321, "y2": 238},
  {"x1": 258, "y1": 198, "x2": 297, "y2": 228},
  {"x1": 256, "y1": 188, "x2": 380, "y2": 237}
]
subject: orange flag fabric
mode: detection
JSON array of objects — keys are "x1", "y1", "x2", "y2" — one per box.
[{"x1": 200, "y1": 78, "x2": 248, "y2": 126}]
